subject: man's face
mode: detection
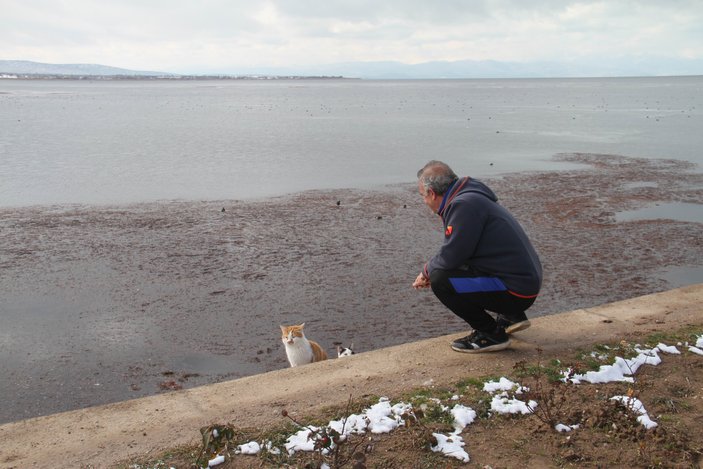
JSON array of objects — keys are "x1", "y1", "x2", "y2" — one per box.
[{"x1": 418, "y1": 180, "x2": 441, "y2": 213}]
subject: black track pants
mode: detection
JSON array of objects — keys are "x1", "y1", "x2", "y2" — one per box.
[{"x1": 429, "y1": 268, "x2": 536, "y2": 333}]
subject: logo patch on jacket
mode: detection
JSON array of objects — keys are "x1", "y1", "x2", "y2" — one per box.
[{"x1": 445, "y1": 225, "x2": 453, "y2": 236}]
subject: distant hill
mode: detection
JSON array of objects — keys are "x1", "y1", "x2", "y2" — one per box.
[
  {"x1": 0, "y1": 60, "x2": 174, "y2": 77},
  {"x1": 3, "y1": 57, "x2": 702, "y2": 80}
]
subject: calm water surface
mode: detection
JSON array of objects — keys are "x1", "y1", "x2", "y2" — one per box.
[{"x1": 1, "y1": 76, "x2": 702, "y2": 207}]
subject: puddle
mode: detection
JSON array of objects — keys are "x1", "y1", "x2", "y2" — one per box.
[
  {"x1": 622, "y1": 181, "x2": 658, "y2": 190},
  {"x1": 615, "y1": 202, "x2": 703, "y2": 223},
  {"x1": 658, "y1": 265, "x2": 703, "y2": 288}
]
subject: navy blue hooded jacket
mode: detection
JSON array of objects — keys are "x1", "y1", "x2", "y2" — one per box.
[{"x1": 424, "y1": 177, "x2": 542, "y2": 298}]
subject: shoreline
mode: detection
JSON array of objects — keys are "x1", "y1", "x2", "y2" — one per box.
[{"x1": 1, "y1": 152, "x2": 702, "y2": 425}]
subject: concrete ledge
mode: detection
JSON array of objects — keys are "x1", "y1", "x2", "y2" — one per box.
[{"x1": 1, "y1": 284, "x2": 702, "y2": 468}]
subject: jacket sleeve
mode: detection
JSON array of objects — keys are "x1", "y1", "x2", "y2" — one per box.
[{"x1": 426, "y1": 194, "x2": 488, "y2": 275}]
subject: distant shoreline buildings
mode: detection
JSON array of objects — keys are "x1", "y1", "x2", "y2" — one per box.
[
  {"x1": 2, "y1": 59, "x2": 702, "y2": 80},
  {"x1": 0, "y1": 73, "x2": 350, "y2": 80}
]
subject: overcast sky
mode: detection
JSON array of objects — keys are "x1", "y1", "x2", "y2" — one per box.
[{"x1": 2, "y1": 0, "x2": 702, "y2": 74}]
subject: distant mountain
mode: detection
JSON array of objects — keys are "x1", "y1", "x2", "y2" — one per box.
[
  {"x1": 0, "y1": 60, "x2": 174, "y2": 77},
  {"x1": 4, "y1": 57, "x2": 702, "y2": 80}
]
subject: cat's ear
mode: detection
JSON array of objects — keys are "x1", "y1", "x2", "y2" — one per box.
[
  {"x1": 280, "y1": 325, "x2": 286, "y2": 332},
  {"x1": 299, "y1": 322, "x2": 305, "y2": 328}
]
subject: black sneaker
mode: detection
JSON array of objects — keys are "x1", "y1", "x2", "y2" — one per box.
[
  {"x1": 496, "y1": 314, "x2": 531, "y2": 334},
  {"x1": 451, "y1": 330, "x2": 510, "y2": 353}
]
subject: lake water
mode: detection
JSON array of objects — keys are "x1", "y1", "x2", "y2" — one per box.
[{"x1": 1, "y1": 76, "x2": 702, "y2": 207}]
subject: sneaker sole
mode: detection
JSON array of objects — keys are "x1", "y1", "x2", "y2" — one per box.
[
  {"x1": 505, "y1": 320, "x2": 531, "y2": 334},
  {"x1": 451, "y1": 339, "x2": 511, "y2": 353}
]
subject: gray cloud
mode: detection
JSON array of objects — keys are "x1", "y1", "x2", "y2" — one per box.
[{"x1": 1, "y1": 0, "x2": 701, "y2": 74}]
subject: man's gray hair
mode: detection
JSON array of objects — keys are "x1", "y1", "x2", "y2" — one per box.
[{"x1": 417, "y1": 160, "x2": 458, "y2": 195}]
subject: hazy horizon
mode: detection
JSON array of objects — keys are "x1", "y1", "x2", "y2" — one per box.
[{"x1": 3, "y1": 57, "x2": 703, "y2": 80}]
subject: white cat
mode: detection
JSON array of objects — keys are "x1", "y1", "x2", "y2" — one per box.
[{"x1": 280, "y1": 323, "x2": 328, "y2": 367}]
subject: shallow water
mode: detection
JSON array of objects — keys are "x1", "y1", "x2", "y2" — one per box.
[
  {"x1": 659, "y1": 265, "x2": 703, "y2": 287},
  {"x1": 2, "y1": 76, "x2": 702, "y2": 207},
  {"x1": 615, "y1": 201, "x2": 703, "y2": 223}
]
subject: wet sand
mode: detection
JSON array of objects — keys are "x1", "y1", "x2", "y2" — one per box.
[{"x1": 1, "y1": 153, "x2": 701, "y2": 424}]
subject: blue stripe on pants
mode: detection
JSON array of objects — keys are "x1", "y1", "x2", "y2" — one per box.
[{"x1": 449, "y1": 276, "x2": 507, "y2": 294}]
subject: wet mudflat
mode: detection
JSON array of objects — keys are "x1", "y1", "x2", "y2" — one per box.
[{"x1": 1, "y1": 153, "x2": 701, "y2": 424}]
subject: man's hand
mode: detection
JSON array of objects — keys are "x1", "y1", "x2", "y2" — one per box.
[{"x1": 413, "y1": 272, "x2": 430, "y2": 289}]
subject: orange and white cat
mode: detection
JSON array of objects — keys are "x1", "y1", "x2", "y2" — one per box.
[{"x1": 280, "y1": 323, "x2": 328, "y2": 367}]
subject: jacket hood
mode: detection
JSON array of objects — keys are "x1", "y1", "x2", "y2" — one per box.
[{"x1": 438, "y1": 177, "x2": 497, "y2": 216}]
